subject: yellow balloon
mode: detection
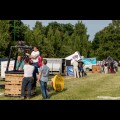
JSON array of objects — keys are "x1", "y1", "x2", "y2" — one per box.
[{"x1": 52, "y1": 74, "x2": 64, "y2": 92}]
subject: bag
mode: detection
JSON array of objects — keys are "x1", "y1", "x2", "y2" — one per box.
[{"x1": 38, "y1": 56, "x2": 43, "y2": 67}]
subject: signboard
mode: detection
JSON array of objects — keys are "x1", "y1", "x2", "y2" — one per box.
[
  {"x1": 45, "y1": 58, "x2": 63, "y2": 72},
  {"x1": 82, "y1": 58, "x2": 96, "y2": 70},
  {"x1": 67, "y1": 66, "x2": 74, "y2": 76},
  {"x1": 82, "y1": 58, "x2": 96, "y2": 65},
  {"x1": 1, "y1": 60, "x2": 15, "y2": 78}
]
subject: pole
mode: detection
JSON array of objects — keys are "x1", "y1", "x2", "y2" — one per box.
[{"x1": 14, "y1": 20, "x2": 15, "y2": 41}]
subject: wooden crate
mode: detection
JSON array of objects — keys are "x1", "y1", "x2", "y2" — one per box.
[
  {"x1": 4, "y1": 89, "x2": 35, "y2": 97},
  {"x1": 5, "y1": 74, "x2": 35, "y2": 97},
  {"x1": 92, "y1": 65, "x2": 101, "y2": 73}
]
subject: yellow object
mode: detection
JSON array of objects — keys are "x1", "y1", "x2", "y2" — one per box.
[{"x1": 52, "y1": 74, "x2": 64, "y2": 92}]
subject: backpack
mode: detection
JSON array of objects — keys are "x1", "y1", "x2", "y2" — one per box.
[{"x1": 38, "y1": 56, "x2": 43, "y2": 67}]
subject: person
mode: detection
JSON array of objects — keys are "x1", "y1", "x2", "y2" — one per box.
[
  {"x1": 110, "y1": 61, "x2": 115, "y2": 73},
  {"x1": 26, "y1": 46, "x2": 40, "y2": 89},
  {"x1": 21, "y1": 57, "x2": 34, "y2": 100},
  {"x1": 16, "y1": 56, "x2": 25, "y2": 70},
  {"x1": 37, "y1": 59, "x2": 50, "y2": 99},
  {"x1": 72, "y1": 59, "x2": 79, "y2": 78},
  {"x1": 104, "y1": 63, "x2": 108, "y2": 74},
  {"x1": 38, "y1": 55, "x2": 43, "y2": 68},
  {"x1": 114, "y1": 61, "x2": 118, "y2": 72},
  {"x1": 78, "y1": 60, "x2": 84, "y2": 77}
]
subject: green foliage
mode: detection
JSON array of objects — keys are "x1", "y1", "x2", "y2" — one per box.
[
  {"x1": 0, "y1": 20, "x2": 10, "y2": 57},
  {"x1": 3, "y1": 20, "x2": 120, "y2": 60},
  {"x1": 92, "y1": 20, "x2": 120, "y2": 60}
]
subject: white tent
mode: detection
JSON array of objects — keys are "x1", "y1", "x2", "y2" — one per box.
[
  {"x1": 65, "y1": 51, "x2": 81, "y2": 61},
  {"x1": 65, "y1": 51, "x2": 84, "y2": 65}
]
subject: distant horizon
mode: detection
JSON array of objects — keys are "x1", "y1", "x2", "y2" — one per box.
[{"x1": 22, "y1": 20, "x2": 112, "y2": 40}]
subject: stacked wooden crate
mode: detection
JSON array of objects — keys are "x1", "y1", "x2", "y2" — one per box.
[
  {"x1": 4, "y1": 74, "x2": 35, "y2": 97},
  {"x1": 92, "y1": 65, "x2": 101, "y2": 73}
]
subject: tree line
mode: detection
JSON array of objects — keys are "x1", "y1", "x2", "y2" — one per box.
[{"x1": 0, "y1": 20, "x2": 120, "y2": 60}]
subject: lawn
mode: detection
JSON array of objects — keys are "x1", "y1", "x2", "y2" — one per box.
[{"x1": 0, "y1": 69, "x2": 120, "y2": 100}]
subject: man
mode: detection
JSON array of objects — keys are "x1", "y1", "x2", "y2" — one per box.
[
  {"x1": 16, "y1": 56, "x2": 25, "y2": 70},
  {"x1": 37, "y1": 59, "x2": 50, "y2": 99},
  {"x1": 21, "y1": 57, "x2": 34, "y2": 100},
  {"x1": 26, "y1": 46, "x2": 40, "y2": 88},
  {"x1": 72, "y1": 59, "x2": 79, "y2": 78},
  {"x1": 78, "y1": 60, "x2": 85, "y2": 77}
]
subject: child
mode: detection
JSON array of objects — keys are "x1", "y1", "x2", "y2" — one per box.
[
  {"x1": 37, "y1": 59, "x2": 50, "y2": 99},
  {"x1": 104, "y1": 64, "x2": 108, "y2": 74}
]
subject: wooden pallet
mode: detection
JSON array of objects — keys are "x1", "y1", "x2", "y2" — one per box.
[
  {"x1": 4, "y1": 89, "x2": 35, "y2": 96},
  {"x1": 5, "y1": 74, "x2": 35, "y2": 97}
]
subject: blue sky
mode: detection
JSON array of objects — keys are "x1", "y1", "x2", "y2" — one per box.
[{"x1": 22, "y1": 20, "x2": 112, "y2": 40}]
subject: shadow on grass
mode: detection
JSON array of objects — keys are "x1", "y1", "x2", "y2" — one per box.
[
  {"x1": 49, "y1": 88, "x2": 67, "y2": 98},
  {"x1": 30, "y1": 86, "x2": 67, "y2": 99}
]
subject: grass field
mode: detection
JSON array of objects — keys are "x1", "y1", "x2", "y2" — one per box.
[{"x1": 0, "y1": 69, "x2": 120, "y2": 100}]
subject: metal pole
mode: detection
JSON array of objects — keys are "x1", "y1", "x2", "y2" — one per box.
[
  {"x1": 6, "y1": 47, "x2": 12, "y2": 72},
  {"x1": 14, "y1": 20, "x2": 15, "y2": 41}
]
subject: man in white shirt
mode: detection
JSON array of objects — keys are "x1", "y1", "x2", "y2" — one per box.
[
  {"x1": 72, "y1": 60, "x2": 80, "y2": 78},
  {"x1": 26, "y1": 46, "x2": 40, "y2": 89},
  {"x1": 21, "y1": 57, "x2": 34, "y2": 100}
]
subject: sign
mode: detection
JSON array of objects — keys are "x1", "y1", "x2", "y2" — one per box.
[
  {"x1": 82, "y1": 58, "x2": 96, "y2": 65},
  {"x1": 82, "y1": 58, "x2": 96, "y2": 70},
  {"x1": 1, "y1": 60, "x2": 15, "y2": 78},
  {"x1": 67, "y1": 66, "x2": 74, "y2": 76}
]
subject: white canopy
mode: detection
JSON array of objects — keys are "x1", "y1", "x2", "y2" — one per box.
[{"x1": 65, "y1": 51, "x2": 81, "y2": 61}]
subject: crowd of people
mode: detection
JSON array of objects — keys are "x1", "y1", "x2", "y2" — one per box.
[
  {"x1": 99, "y1": 60, "x2": 119, "y2": 74},
  {"x1": 16, "y1": 46, "x2": 50, "y2": 100},
  {"x1": 71, "y1": 58, "x2": 119, "y2": 78}
]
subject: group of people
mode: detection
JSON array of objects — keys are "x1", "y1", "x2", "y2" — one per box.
[
  {"x1": 100, "y1": 60, "x2": 119, "y2": 74},
  {"x1": 16, "y1": 46, "x2": 50, "y2": 100},
  {"x1": 72, "y1": 59, "x2": 86, "y2": 78}
]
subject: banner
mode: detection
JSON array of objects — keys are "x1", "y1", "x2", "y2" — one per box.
[
  {"x1": 67, "y1": 66, "x2": 74, "y2": 76},
  {"x1": 82, "y1": 58, "x2": 96, "y2": 65}
]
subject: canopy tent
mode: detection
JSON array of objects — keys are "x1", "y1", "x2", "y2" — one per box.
[
  {"x1": 65, "y1": 51, "x2": 84, "y2": 65},
  {"x1": 65, "y1": 51, "x2": 82, "y2": 61}
]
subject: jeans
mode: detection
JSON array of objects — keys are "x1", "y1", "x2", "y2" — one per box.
[
  {"x1": 40, "y1": 81, "x2": 49, "y2": 99},
  {"x1": 79, "y1": 68, "x2": 84, "y2": 77},
  {"x1": 32, "y1": 62, "x2": 39, "y2": 88},
  {"x1": 21, "y1": 77, "x2": 33, "y2": 97}
]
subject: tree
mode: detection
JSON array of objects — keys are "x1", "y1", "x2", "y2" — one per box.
[
  {"x1": 32, "y1": 21, "x2": 44, "y2": 47},
  {"x1": 0, "y1": 20, "x2": 10, "y2": 57},
  {"x1": 71, "y1": 21, "x2": 89, "y2": 57},
  {"x1": 9, "y1": 20, "x2": 26, "y2": 41},
  {"x1": 92, "y1": 20, "x2": 120, "y2": 60}
]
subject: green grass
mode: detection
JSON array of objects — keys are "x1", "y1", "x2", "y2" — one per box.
[{"x1": 1, "y1": 69, "x2": 120, "y2": 100}]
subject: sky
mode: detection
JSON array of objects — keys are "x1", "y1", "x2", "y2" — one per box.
[{"x1": 22, "y1": 20, "x2": 112, "y2": 40}]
